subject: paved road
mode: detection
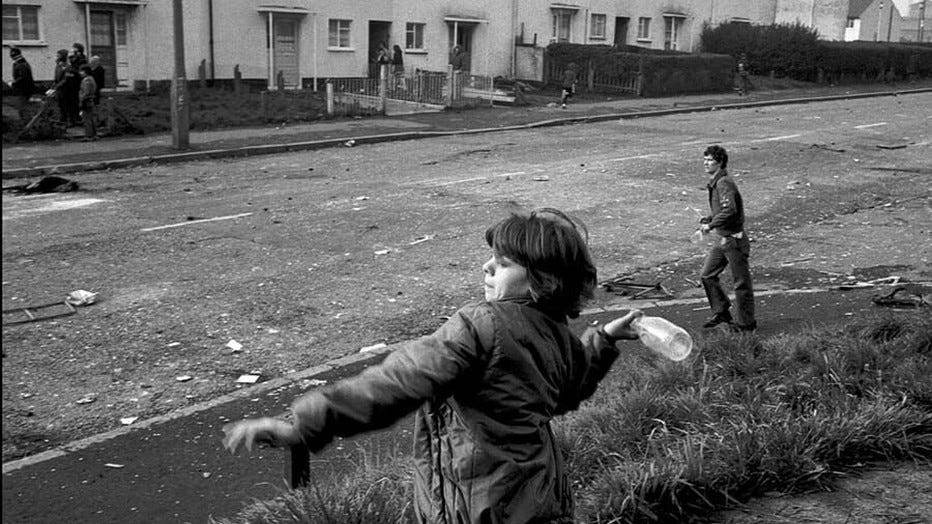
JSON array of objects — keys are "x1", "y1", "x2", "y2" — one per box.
[{"x1": 3, "y1": 85, "x2": 931, "y2": 524}]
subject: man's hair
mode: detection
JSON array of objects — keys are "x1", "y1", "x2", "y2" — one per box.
[
  {"x1": 704, "y1": 145, "x2": 729, "y2": 169},
  {"x1": 10, "y1": 47, "x2": 22, "y2": 58},
  {"x1": 485, "y1": 208, "x2": 596, "y2": 318}
]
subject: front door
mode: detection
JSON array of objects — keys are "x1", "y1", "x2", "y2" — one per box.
[
  {"x1": 614, "y1": 17, "x2": 629, "y2": 46},
  {"x1": 90, "y1": 11, "x2": 118, "y2": 89},
  {"x1": 273, "y1": 18, "x2": 299, "y2": 88}
]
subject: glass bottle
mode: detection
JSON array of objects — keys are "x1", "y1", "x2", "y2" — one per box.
[{"x1": 632, "y1": 316, "x2": 693, "y2": 361}]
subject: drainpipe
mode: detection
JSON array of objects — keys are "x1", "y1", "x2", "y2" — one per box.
[
  {"x1": 267, "y1": 12, "x2": 274, "y2": 90},
  {"x1": 208, "y1": 0, "x2": 215, "y2": 82},
  {"x1": 312, "y1": 12, "x2": 318, "y2": 91},
  {"x1": 84, "y1": 3, "x2": 91, "y2": 53},
  {"x1": 511, "y1": 0, "x2": 517, "y2": 78}
]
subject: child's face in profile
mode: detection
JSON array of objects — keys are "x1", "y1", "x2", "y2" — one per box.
[{"x1": 482, "y1": 253, "x2": 530, "y2": 302}]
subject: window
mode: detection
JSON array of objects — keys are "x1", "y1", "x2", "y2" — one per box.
[
  {"x1": 637, "y1": 17, "x2": 651, "y2": 40},
  {"x1": 115, "y1": 12, "x2": 127, "y2": 46},
  {"x1": 405, "y1": 22, "x2": 424, "y2": 50},
  {"x1": 846, "y1": 18, "x2": 855, "y2": 28},
  {"x1": 663, "y1": 16, "x2": 684, "y2": 50},
  {"x1": 590, "y1": 13, "x2": 606, "y2": 40},
  {"x1": 328, "y1": 19, "x2": 351, "y2": 48},
  {"x1": 2, "y1": 4, "x2": 40, "y2": 43},
  {"x1": 552, "y1": 9, "x2": 573, "y2": 43}
]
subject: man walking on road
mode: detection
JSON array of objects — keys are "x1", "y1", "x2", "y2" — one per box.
[{"x1": 698, "y1": 145, "x2": 756, "y2": 332}]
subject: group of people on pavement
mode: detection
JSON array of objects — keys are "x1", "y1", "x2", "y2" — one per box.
[
  {"x1": 7, "y1": 42, "x2": 104, "y2": 141},
  {"x1": 223, "y1": 143, "x2": 756, "y2": 521}
]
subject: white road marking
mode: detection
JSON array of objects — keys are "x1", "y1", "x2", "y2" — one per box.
[
  {"x1": 609, "y1": 153, "x2": 662, "y2": 161},
  {"x1": 141, "y1": 212, "x2": 253, "y2": 232},
  {"x1": 854, "y1": 122, "x2": 888, "y2": 129},
  {"x1": 749, "y1": 134, "x2": 802, "y2": 142},
  {"x1": 1, "y1": 197, "x2": 109, "y2": 220}
]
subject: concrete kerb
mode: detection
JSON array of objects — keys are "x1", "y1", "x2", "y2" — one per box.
[
  {"x1": 4, "y1": 284, "x2": 896, "y2": 475},
  {"x1": 4, "y1": 87, "x2": 929, "y2": 180}
]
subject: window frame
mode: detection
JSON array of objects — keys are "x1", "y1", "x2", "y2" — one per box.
[
  {"x1": 663, "y1": 15, "x2": 684, "y2": 51},
  {"x1": 405, "y1": 22, "x2": 425, "y2": 51},
  {"x1": 636, "y1": 17, "x2": 651, "y2": 41},
  {"x1": 552, "y1": 9, "x2": 574, "y2": 43},
  {"x1": 2, "y1": 4, "x2": 43, "y2": 45},
  {"x1": 590, "y1": 13, "x2": 606, "y2": 40},
  {"x1": 328, "y1": 18, "x2": 352, "y2": 49}
]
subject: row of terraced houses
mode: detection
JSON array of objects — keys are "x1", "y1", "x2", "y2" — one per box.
[{"x1": 3, "y1": 0, "x2": 926, "y2": 93}]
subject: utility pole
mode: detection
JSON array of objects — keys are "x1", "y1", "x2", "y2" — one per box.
[{"x1": 171, "y1": 0, "x2": 189, "y2": 149}]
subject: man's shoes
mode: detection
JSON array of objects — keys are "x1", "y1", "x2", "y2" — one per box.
[{"x1": 702, "y1": 314, "x2": 732, "y2": 329}]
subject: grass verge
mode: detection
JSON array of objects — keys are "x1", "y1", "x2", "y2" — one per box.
[{"x1": 212, "y1": 310, "x2": 931, "y2": 524}]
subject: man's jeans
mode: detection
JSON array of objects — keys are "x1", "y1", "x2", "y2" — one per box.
[{"x1": 700, "y1": 234, "x2": 755, "y2": 327}]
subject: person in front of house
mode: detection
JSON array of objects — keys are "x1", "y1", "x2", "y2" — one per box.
[
  {"x1": 9, "y1": 47, "x2": 35, "y2": 109},
  {"x1": 561, "y1": 62, "x2": 578, "y2": 109},
  {"x1": 77, "y1": 65, "x2": 98, "y2": 141},
  {"x1": 222, "y1": 207, "x2": 647, "y2": 524},
  {"x1": 698, "y1": 145, "x2": 756, "y2": 332},
  {"x1": 89, "y1": 55, "x2": 105, "y2": 106}
]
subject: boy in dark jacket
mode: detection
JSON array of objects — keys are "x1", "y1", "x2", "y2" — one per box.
[
  {"x1": 698, "y1": 145, "x2": 756, "y2": 331},
  {"x1": 9, "y1": 47, "x2": 35, "y2": 108},
  {"x1": 223, "y1": 208, "x2": 647, "y2": 523}
]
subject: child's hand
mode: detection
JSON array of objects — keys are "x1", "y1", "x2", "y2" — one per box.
[
  {"x1": 602, "y1": 309, "x2": 643, "y2": 341},
  {"x1": 222, "y1": 417, "x2": 301, "y2": 453}
]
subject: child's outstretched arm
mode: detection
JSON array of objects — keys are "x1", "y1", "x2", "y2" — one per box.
[{"x1": 222, "y1": 417, "x2": 301, "y2": 453}]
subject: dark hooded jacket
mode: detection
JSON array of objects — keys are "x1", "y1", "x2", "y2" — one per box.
[{"x1": 291, "y1": 298, "x2": 619, "y2": 523}]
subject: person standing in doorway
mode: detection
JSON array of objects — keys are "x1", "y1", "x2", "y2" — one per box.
[
  {"x1": 737, "y1": 54, "x2": 750, "y2": 96},
  {"x1": 697, "y1": 145, "x2": 756, "y2": 332}
]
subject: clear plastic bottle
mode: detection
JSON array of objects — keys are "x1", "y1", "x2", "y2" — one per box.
[
  {"x1": 632, "y1": 316, "x2": 693, "y2": 361},
  {"x1": 690, "y1": 228, "x2": 707, "y2": 244}
]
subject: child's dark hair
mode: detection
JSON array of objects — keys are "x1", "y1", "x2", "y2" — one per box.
[
  {"x1": 703, "y1": 145, "x2": 729, "y2": 169},
  {"x1": 485, "y1": 208, "x2": 596, "y2": 318}
]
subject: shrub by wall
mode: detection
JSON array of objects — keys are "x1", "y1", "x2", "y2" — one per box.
[
  {"x1": 701, "y1": 21, "x2": 932, "y2": 83},
  {"x1": 639, "y1": 53, "x2": 735, "y2": 96},
  {"x1": 545, "y1": 43, "x2": 733, "y2": 96}
]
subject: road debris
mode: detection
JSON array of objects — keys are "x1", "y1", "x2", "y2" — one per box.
[
  {"x1": 3, "y1": 300, "x2": 76, "y2": 326},
  {"x1": 871, "y1": 287, "x2": 928, "y2": 308},
  {"x1": 236, "y1": 374, "x2": 260, "y2": 384},
  {"x1": 4, "y1": 175, "x2": 80, "y2": 194},
  {"x1": 66, "y1": 290, "x2": 99, "y2": 306},
  {"x1": 374, "y1": 249, "x2": 390, "y2": 255},
  {"x1": 833, "y1": 276, "x2": 901, "y2": 290},
  {"x1": 120, "y1": 416, "x2": 139, "y2": 425},
  {"x1": 176, "y1": 375, "x2": 193, "y2": 382},
  {"x1": 532, "y1": 176, "x2": 550, "y2": 181},
  {"x1": 104, "y1": 463, "x2": 125, "y2": 469},
  {"x1": 226, "y1": 339, "x2": 243, "y2": 353},
  {"x1": 76, "y1": 396, "x2": 97, "y2": 405},
  {"x1": 409, "y1": 235, "x2": 434, "y2": 245},
  {"x1": 600, "y1": 277, "x2": 675, "y2": 299},
  {"x1": 876, "y1": 143, "x2": 907, "y2": 150},
  {"x1": 810, "y1": 143, "x2": 846, "y2": 153},
  {"x1": 359, "y1": 342, "x2": 388, "y2": 353}
]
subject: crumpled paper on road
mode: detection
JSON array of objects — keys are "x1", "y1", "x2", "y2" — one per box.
[{"x1": 66, "y1": 290, "x2": 99, "y2": 306}]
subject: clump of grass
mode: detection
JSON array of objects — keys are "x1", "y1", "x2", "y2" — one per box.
[
  {"x1": 211, "y1": 448, "x2": 414, "y2": 524},
  {"x1": 220, "y1": 311, "x2": 931, "y2": 524}
]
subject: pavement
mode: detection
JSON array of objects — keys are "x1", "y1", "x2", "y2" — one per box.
[
  {"x1": 3, "y1": 82, "x2": 932, "y2": 524},
  {"x1": 3, "y1": 80, "x2": 932, "y2": 180}
]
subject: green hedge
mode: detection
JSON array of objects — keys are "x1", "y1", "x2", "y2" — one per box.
[
  {"x1": 701, "y1": 21, "x2": 932, "y2": 82},
  {"x1": 545, "y1": 43, "x2": 733, "y2": 96}
]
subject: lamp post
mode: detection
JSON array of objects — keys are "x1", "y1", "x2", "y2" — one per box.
[{"x1": 171, "y1": 0, "x2": 189, "y2": 149}]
